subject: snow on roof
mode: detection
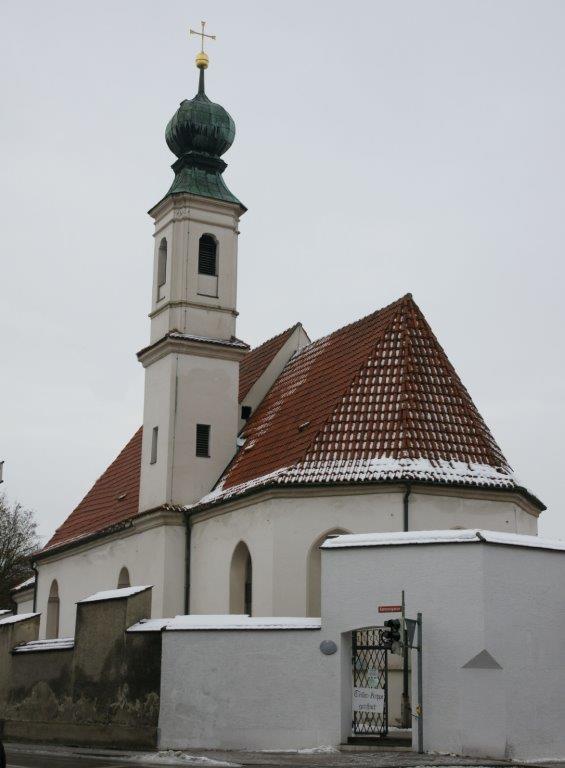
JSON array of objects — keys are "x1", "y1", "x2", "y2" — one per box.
[
  {"x1": 321, "y1": 529, "x2": 565, "y2": 552},
  {"x1": 165, "y1": 615, "x2": 321, "y2": 631},
  {"x1": 127, "y1": 618, "x2": 170, "y2": 633},
  {"x1": 78, "y1": 585, "x2": 152, "y2": 604},
  {"x1": 11, "y1": 576, "x2": 35, "y2": 594},
  {"x1": 0, "y1": 612, "x2": 39, "y2": 626},
  {"x1": 13, "y1": 637, "x2": 74, "y2": 653},
  {"x1": 0, "y1": 609, "x2": 12, "y2": 616}
]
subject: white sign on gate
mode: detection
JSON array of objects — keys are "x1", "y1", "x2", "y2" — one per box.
[{"x1": 352, "y1": 686, "x2": 385, "y2": 713}]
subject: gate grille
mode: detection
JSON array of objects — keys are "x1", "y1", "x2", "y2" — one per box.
[{"x1": 352, "y1": 627, "x2": 388, "y2": 736}]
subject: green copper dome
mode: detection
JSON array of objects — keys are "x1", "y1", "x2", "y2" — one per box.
[{"x1": 163, "y1": 69, "x2": 242, "y2": 207}]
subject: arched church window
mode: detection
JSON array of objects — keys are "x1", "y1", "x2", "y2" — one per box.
[
  {"x1": 198, "y1": 234, "x2": 217, "y2": 276},
  {"x1": 157, "y1": 238, "x2": 167, "y2": 300},
  {"x1": 46, "y1": 579, "x2": 60, "y2": 640},
  {"x1": 229, "y1": 541, "x2": 252, "y2": 616},
  {"x1": 117, "y1": 567, "x2": 131, "y2": 589},
  {"x1": 307, "y1": 529, "x2": 351, "y2": 617}
]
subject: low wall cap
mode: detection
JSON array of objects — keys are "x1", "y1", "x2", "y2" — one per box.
[
  {"x1": 321, "y1": 529, "x2": 565, "y2": 552},
  {"x1": 128, "y1": 615, "x2": 322, "y2": 632},
  {"x1": 78, "y1": 585, "x2": 152, "y2": 604},
  {"x1": 0, "y1": 612, "x2": 39, "y2": 626}
]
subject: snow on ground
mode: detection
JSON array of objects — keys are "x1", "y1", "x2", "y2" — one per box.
[{"x1": 135, "y1": 752, "x2": 241, "y2": 766}]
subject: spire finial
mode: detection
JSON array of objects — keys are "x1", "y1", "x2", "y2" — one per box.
[{"x1": 189, "y1": 20, "x2": 216, "y2": 70}]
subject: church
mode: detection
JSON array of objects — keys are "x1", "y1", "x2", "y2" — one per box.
[{"x1": 24, "y1": 35, "x2": 544, "y2": 642}]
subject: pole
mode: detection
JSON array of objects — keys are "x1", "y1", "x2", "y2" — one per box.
[
  {"x1": 416, "y1": 612, "x2": 423, "y2": 753},
  {"x1": 401, "y1": 590, "x2": 410, "y2": 727}
]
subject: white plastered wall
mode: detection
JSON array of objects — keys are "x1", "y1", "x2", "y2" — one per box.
[
  {"x1": 321, "y1": 540, "x2": 565, "y2": 760},
  {"x1": 148, "y1": 196, "x2": 241, "y2": 344},
  {"x1": 189, "y1": 488, "x2": 537, "y2": 617},
  {"x1": 140, "y1": 351, "x2": 241, "y2": 511},
  {"x1": 35, "y1": 522, "x2": 185, "y2": 638},
  {"x1": 13, "y1": 592, "x2": 34, "y2": 615}
]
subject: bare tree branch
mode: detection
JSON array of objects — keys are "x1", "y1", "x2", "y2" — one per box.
[{"x1": 0, "y1": 493, "x2": 40, "y2": 608}]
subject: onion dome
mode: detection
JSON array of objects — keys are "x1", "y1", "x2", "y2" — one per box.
[
  {"x1": 163, "y1": 66, "x2": 242, "y2": 208},
  {"x1": 166, "y1": 71, "x2": 235, "y2": 159}
]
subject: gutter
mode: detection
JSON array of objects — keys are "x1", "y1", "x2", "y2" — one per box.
[{"x1": 189, "y1": 477, "x2": 545, "y2": 517}]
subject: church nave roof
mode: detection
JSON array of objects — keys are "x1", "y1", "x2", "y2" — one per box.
[{"x1": 194, "y1": 294, "x2": 543, "y2": 513}]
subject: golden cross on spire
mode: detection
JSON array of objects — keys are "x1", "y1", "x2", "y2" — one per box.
[
  {"x1": 190, "y1": 19, "x2": 215, "y2": 52},
  {"x1": 189, "y1": 20, "x2": 215, "y2": 70}
]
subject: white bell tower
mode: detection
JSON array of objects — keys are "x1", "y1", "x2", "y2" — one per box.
[{"x1": 138, "y1": 40, "x2": 247, "y2": 512}]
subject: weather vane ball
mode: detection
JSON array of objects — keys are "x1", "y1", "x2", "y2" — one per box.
[{"x1": 189, "y1": 20, "x2": 216, "y2": 70}]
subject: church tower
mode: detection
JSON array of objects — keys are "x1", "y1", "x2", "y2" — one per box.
[{"x1": 138, "y1": 34, "x2": 247, "y2": 512}]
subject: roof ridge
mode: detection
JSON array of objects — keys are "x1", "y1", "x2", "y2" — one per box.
[
  {"x1": 294, "y1": 294, "x2": 414, "y2": 359},
  {"x1": 250, "y1": 322, "x2": 301, "y2": 350}
]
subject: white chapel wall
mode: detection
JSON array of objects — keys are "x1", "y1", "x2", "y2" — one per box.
[
  {"x1": 13, "y1": 592, "x2": 34, "y2": 616},
  {"x1": 189, "y1": 488, "x2": 537, "y2": 617},
  {"x1": 321, "y1": 539, "x2": 565, "y2": 759},
  {"x1": 36, "y1": 522, "x2": 185, "y2": 638}
]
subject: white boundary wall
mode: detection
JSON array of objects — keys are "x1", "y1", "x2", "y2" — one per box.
[
  {"x1": 158, "y1": 618, "x2": 335, "y2": 750},
  {"x1": 321, "y1": 530, "x2": 565, "y2": 760},
  {"x1": 158, "y1": 530, "x2": 565, "y2": 759}
]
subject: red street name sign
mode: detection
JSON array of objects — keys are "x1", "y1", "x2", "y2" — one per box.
[{"x1": 378, "y1": 605, "x2": 402, "y2": 613}]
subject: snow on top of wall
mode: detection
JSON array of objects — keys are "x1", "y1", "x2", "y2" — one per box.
[
  {"x1": 0, "y1": 612, "x2": 39, "y2": 626},
  {"x1": 321, "y1": 529, "x2": 565, "y2": 552},
  {"x1": 13, "y1": 637, "x2": 74, "y2": 653},
  {"x1": 164, "y1": 615, "x2": 322, "y2": 631},
  {"x1": 127, "y1": 615, "x2": 322, "y2": 633},
  {"x1": 0, "y1": 609, "x2": 12, "y2": 616},
  {"x1": 78, "y1": 585, "x2": 152, "y2": 604},
  {"x1": 127, "y1": 618, "x2": 170, "y2": 633},
  {"x1": 11, "y1": 576, "x2": 35, "y2": 593}
]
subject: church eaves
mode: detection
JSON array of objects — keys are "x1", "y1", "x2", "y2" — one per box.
[{"x1": 193, "y1": 294, "x2": 544, "y2": 513}]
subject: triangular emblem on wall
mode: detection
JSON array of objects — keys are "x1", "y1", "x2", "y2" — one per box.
[{"x1": 461, "y1": 649, "x2": 502, "y2": 669}]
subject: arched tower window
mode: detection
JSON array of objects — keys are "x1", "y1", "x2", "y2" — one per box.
[
  {"x1": 117, "y1": 567, "x2": 131, "y2": 588},
  {"x1": 46, "y1": 579, "x2": 60, "y2": 640},
  {"x1": 229, "y1": 541, "x2": 252, "y2": 616},
  {"x1": 198, "y1": 234, "x2": 217, "y2": 276},
  {"x1": 307, "y1": 528, "x2": 351, "y2": 617},
  {"x1": 157, "y1": 238, "x2": 167, "y2": 300}
]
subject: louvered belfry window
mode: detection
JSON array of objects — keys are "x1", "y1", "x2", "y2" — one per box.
[
  {"x1": 198, "y1": 234, "x2": 217, "y2": 276},
  {"x1": 196, "y1": 424, "x2": 211, "y2": 457}
]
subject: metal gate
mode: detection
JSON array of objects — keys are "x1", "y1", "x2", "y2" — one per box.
[{"x1": 352, "y1": 627, "x2": 388, "y2": 736}]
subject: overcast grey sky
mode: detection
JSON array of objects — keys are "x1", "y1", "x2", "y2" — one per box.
[{"x1": 1, "y1": 0, "x2": 564, "y2": 542}]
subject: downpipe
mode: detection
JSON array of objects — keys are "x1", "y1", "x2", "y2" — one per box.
[
  {"x1": 401, "y1": 484, "x2": 411, "y2": 728},
  {"x1": 183, "y1": 511, "x2": 192, "y2": 615}
]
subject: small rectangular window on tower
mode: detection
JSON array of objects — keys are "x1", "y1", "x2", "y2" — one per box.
[
  {"x1": 196, "y1": 424, "x2": 211, "y2": 458},
  {"x1": 150, "y1": 426, "x2": 158, "y2": 464}
]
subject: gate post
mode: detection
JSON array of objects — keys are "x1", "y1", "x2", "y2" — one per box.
[{"x1": 416, "y1": 612, "x2": 423, "y2": 753}]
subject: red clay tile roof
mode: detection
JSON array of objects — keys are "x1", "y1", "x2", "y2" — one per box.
[
  {"x1": 197, "y1": 294, "x2": 542, "y2": 511},
  {"x1": 239, "y1": 324, "x2": 299, "y2": 402},
  {"x1": 39, "y1": 294, "x2": 543, "y2": 556},
  {"x1": 41, "y1": 428, "x2": 142, "y2": 554}
]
